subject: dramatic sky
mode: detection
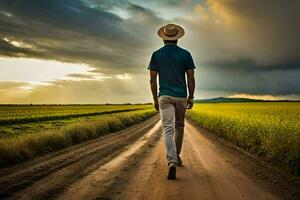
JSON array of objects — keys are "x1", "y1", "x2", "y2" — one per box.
[{"x1": 0, "y1": 0, "x2": 299, "y2": 103}]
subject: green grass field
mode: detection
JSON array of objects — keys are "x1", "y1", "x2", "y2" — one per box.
[
  {"x1": 0, "y1": 104, "x2": 152, "y2": 125},
  {"x1": 187, "y1": 102, "x2": 300, "y2": 175},
  {"x1": 0, "y1": 104, "x2": 153, "y2": 139},
  {"x1": 0, "y1": 105, "x2": 156, "y2": 167}
]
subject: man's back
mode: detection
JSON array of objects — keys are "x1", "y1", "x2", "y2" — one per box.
[{"x1": 148, "y1": 43, "x2": 195, "y2": 98}]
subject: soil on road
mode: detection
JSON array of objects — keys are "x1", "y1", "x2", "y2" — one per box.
[{"x1": 0, "y1": 114, "x2": 299, "y2": 200}]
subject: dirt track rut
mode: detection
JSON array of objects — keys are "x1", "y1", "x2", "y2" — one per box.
[{"x1": 0, "y1": 115, "x2": 299, "y2": 200}]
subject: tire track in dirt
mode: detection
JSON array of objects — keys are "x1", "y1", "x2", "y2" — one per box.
[
  {"x1": 114, "y1": 121, "x2": 300, "y2": 200},
  {"x1": 57, "y1": 121, "x2": 162, "y2": 200},
  {"x1": 0, "y1": 115, "x2": 160, "y2": 199}
]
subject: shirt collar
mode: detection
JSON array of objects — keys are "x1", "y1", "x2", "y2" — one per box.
[{"x1": 164, "y1": 43, "x2": 177, "y2": 46}]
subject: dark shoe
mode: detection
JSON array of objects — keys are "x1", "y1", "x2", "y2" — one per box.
[
  {"x1": 167, "y1": 163, "x2": 176, "y2": 179},
  {"x1": 177, "y1": 156, "x2": 183, "y2": 167}
]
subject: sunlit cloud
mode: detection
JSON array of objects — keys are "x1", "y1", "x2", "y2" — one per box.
[
  {"x1": 3, "y1": 37, "x2": 34, "y2": 49},
  {"x1": 0, "y1": 57, "x2": 94, "y2": 83},
  {"x1": 115, "y1": 73, "x2": 132, "y2": 80},
  {"x1": 206, "y1": 0, "x2": 235, "y2": 25},
  {"x1": 17, "y1": 86, "x2": 33, "y2": 91},
  {"x1": 194, "y1": 4, "x2": 210, "y2": 21},
  {"x1": 228, "y1": 93, "x2": 281, "y2": 101},
  {"x1": 65, "y1": 72, "x2": 112, "y2": 81},
  {"x1": 17, "y1": 81, "x2": 54, "y2": 91},
  {"x1": 109, "y1": 7, "x2": 131, "y2": 19},
  {"x1": 0, "y1": 11, "x2": 12, "y2": 17}
]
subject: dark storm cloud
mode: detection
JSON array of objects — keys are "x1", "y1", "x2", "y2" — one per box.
[
  {"x1": 179, "y1": 0, "x2": 300, "y2": 96},
  {"x1": 196, "y1": 66, "x2": 300, "y2": 95},
  {"x1": 0, "y1": 0, "x2": 299, "y2": 99},
  {"x1": 185, "y1": 0, "x2": 300, "y2": 67},
  {"x1": 194, "y1": 59, "x2": 300, "y2": 95},
  {"x1": 0, "y1": 0, "x2": 164, "y2": 73},
  {"x1": 204, "y1": 60, "x2": 300, "y2": 71}
]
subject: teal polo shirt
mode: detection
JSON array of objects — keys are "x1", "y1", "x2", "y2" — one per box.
[{"x1": 147, "y1": 44, "x2": 196, "y2": 98}]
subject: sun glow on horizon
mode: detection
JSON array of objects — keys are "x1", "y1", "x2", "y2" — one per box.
[
  {"x1": 228, "y1": 93, "x2": 286, "y2": 101},
  {"x1": 0, "y1": 57, "x2": 94, "y2": 84}
]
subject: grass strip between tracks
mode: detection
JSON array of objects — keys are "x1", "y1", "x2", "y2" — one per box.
[{"x1": 0, "y1": 109, "x2": 157, "y2": 167}]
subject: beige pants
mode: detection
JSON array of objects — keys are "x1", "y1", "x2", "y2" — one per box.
[{"x1": 158, "y1": 95, "x2": 187, "y2": 165}]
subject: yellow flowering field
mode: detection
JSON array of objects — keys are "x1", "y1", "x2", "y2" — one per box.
[{"x1": 187, "y1": 102, "x2": 300, "y2": 175}]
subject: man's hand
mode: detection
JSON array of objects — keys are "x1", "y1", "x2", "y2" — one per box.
[
  {"x1": 154, "y1": 99, "x2": 159, "y2": 111},
  {"x1": 187, "y1": 97, "x2": 193, "y2": 109},
  {"x1": 186, "y1": 69, "x2": 195, "y2": 109}
]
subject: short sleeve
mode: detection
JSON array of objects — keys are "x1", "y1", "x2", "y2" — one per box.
[
  {"x1": 147, "y1": 52, "x2": 159, "y2": 71},
  {"x1": 185, "y1": 52, "x2": 196, "y2": 70}
]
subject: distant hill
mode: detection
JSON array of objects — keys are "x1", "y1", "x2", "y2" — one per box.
[{"x1": 194, "y1": 97, "x2": 299, "y2": 103}]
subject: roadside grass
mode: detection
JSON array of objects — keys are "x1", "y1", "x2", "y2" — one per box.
[
  {"x1": 0, "y1": 109, "x2": 157, "y2": 167},
  {"x1": 187, "y1": 102, "x2": 300, "y2": 175},
  {"x1": 0, "y1": 110, "x2": 151, "y2": 139},
  {"x1": 0, "y1": 104, "x2": 152, "y2": 125}
]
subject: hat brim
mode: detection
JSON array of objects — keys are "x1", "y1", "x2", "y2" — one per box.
[{"x1": 157, "y1": 25, "x2": 185, "y2": 41}]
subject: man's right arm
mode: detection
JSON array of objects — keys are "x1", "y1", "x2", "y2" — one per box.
[
  {"x1": 148, "y1": 52, "x2": 160, "y2": 111},
  {"x1": 150, "y1": 70, "x2": 159, "y2": 111},
  {"x1": 186, "y1": 69, "x2": 195, "y2": 109}
]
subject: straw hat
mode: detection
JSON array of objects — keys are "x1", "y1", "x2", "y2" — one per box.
[{"x1": 157, "y1": 24, "x2": 185, "y2": 40}]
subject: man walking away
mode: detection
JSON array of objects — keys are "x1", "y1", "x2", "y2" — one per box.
[{"x1": 148, "y1": 24, "x2": 196, "y2": 179}]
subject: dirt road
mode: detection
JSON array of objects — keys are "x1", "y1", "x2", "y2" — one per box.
[{"x1": 0, "y1": 115, "x2": 299, "y2": 200}]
